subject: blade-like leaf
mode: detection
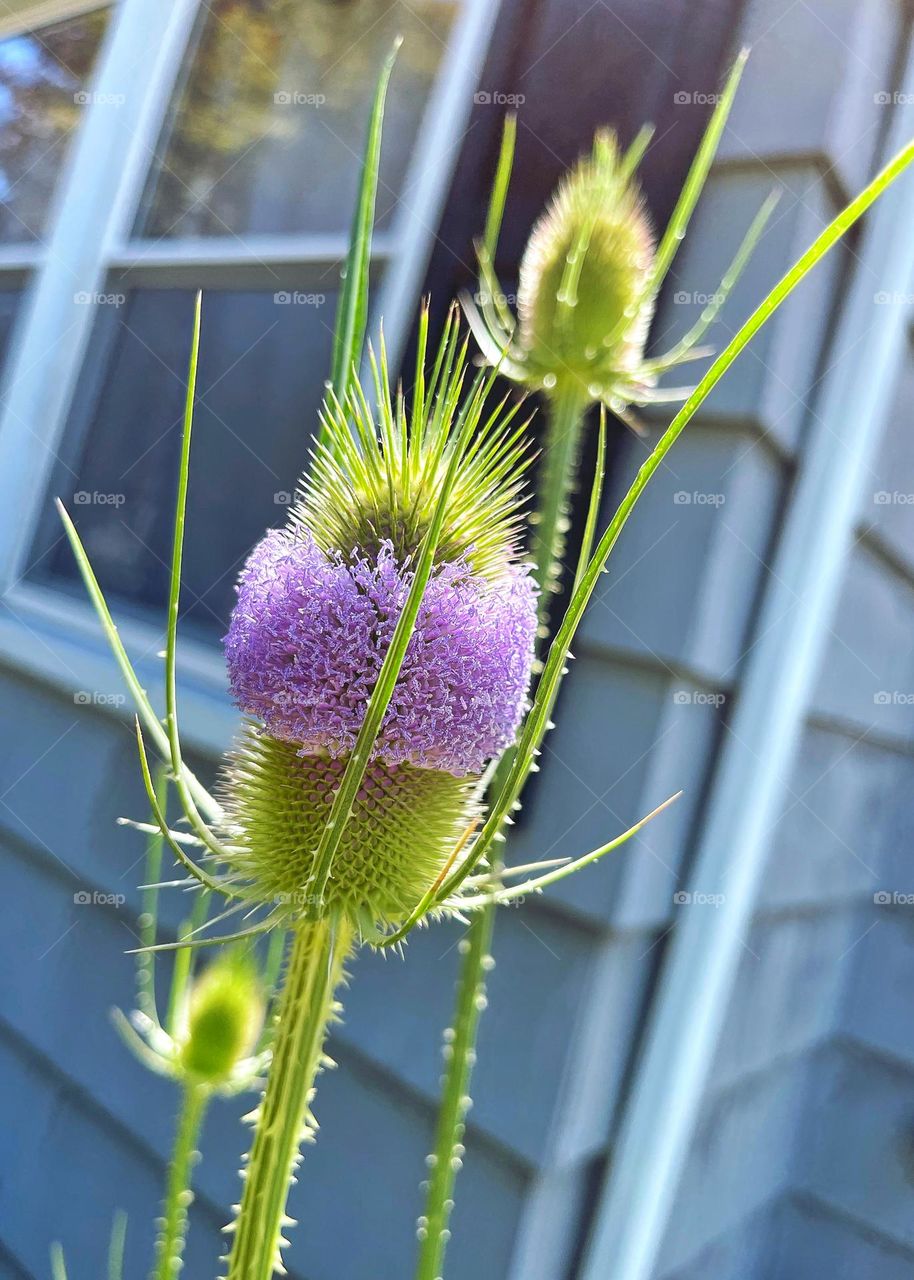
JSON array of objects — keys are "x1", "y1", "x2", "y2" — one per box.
[
  {"x1": 483, "y1": 113, "x2": 517, "y2": 261},
  {"x1": 163, "y1": 294, "x2": 236, "y2": 865},
  {"x1": 460, "y1": 792, "x2": 681, "y2": 906},
  {"x1": 648, "y1": 49, "x2": 748, "y2": 296},
  {"x1": 645, "y1": 189, "x2": 780, "y2": 375},
  {"x1": 56, "y1": 500, "x2": 221, "y2": 823},
  {"x1": 107, "y1": 1211, "x2": 128, "y2": 1280},
  {"x1": 136, "y1": 765, "x2": 168, "y2": 1027},
  {"x1": 134, "y1": 719, "x2": 231, "y2": 896},
  {"x1": 326, "y1": 37, "x2": 401, "y2": 417}
]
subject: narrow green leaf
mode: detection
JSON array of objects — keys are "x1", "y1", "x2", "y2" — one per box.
[
  {"x1": 50, "y1": 1245, "x2": 68, "y2": 1280},
  {"x1": 645, "y1": 188, "x2": 780, "y2": 376},
  {"x1": 483, "y1": 113, "x2": 517, "y2": 261},
  {"x1": 462, "y1": 792, "x2": 681, "y2": 906},
  {"x1": 326, "y1": 38, "x2": 401, "y2": 419},
  {"x1": 134, "y1": 719, "x2": 228, "y2": 896},
  {"x1": 162, "y1": 295, "x2": 237, "y2": 866},
  {"x1": 166, "y1": 887, "x2": 210, "y2": 1039},
  {"x1": 572, "y1": 406, "x2": 606, "y2": 598},
  {"x1": 136, "y1": 766, "x2": 168, "y2": 1026},
  {"x1": 619, "y1": 123, "x2": 655, "y2": 182},
  {"x1": 56, "y1": 500, "x2": 221, "y2": 823},
  {"x1": 107, "y1": 1210, "x2": 127, "y2": 1280},
  {"x1": 128, "y1": 921, "x2": 276, "y2": 955},
  {"x1": 648, "y1": 49, "x2": 748, "y2": 296}
]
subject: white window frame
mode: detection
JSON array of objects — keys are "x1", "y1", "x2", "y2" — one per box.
[{"x1": 0, "y1": 0, "x2": 500, "y2": 753}]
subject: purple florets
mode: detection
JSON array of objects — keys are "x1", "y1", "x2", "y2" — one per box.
[{"x1": 224, "y1": 531, "x2": 538, "y2": 776}]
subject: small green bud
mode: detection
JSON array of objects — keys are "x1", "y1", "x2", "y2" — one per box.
[
  {"x1": 516, "y1": 130, "x2": 654, "y2": 394},
  {"x1": 180, "y1": 953, "x2": 264, "y2": 1084}
]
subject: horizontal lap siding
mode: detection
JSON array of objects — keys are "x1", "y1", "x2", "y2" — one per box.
[
  {"x1": 767, "y1": 1193, "x2": 914, "y2": 1280},
  {"x1": 650, "y1": 0, "x2": 912, "y2": 1275},
  {"x1": 7, "y1": 2, "x2": 911, "y2": 1279}
]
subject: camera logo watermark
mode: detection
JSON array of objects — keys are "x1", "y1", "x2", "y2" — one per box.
[
  {"x1": 874, "y1": 91, "x2": 914, "y2": 105},
  {"x1": 673, "y1": 290, "x2": 725, "y2": 306},
  {"x1": 74, "y1": 889, "x2": 126, "y2": 906},
  {"x1": 874, "y1": 691, "x2": 914, "y2": 705},
  {"x1": 473, "y1": 289, "x2": 518, "y2": 308},
  {"x1": 74, "y1": 690, "x2": 127, "y2": 707},
  {"x1": 73, "y1": 491, "x2": 125, "y2": 507},
  {"x1": 674, "y1": 490, "x2": 725, "y2": 507},
  {"x1": 474, "y1": 90, "x2": 525, "y2": 107},
  {"x1": 274, "y1": 890, "x2": 322, "y2": 909},
  {"x1": 673, "y1": 91, "x2": 724, "y2": 106},
  {"x1": 874, "y1": 890, "x2": 914, "y2": 905},
  {"x1": 673, "y1": 890, "x2": 726, "y2": 906},
  {"x1": 673, "y1": 690, "x2": 726, "y2": 707},
  {"x1": 74, "y1": 291, "x2": 125, "y2": 307},
  {"x1": 874, "y1": 490, "x2": 914, "y2": 505},
  {"x1": 273, "y1": 291, "x2": 326, "y2": 306},
  {"x1": 273, "y1": 91, "x2": 326, "y2": 107},
  {"x1": 74, "y1": 90, "x2": 125, "y2": 107}
]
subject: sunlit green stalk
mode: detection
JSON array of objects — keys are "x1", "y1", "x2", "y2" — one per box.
[
  {"x1": 531, "y1": 386, "x2": 589, "y2": 606},
  {"x1": 416, "y1": 389, "x2": 588, "y2": 1280},
  {"x1": 416, "y1": 904, "x2": 495, "y2": 1280},
  {"x1": 152, "y1": 1082, "x2": 208, "y2": 1280},
  {"x1": 226, "y1": 919, "x2": 353, "y2": 1280}
]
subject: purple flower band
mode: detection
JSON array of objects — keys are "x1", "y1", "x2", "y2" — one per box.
[{"x1": 225, "y1": 531, "x2": 537, "y2": 776}]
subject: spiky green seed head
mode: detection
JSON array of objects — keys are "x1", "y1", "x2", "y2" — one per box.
[
  {"x1": 517, "y1": 130, "x2": 655, "y2": 398},
  {"x1": 291, "y1": 313, "x2": 533, "y2": 584},
  {"x1": 180, "y1": 951, "x2": 264, "y2": 1083},
  {"x1": 219, "y1": 726, "x2": 480, "y2": 926}
]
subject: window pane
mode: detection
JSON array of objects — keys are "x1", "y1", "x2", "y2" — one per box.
[
  {"x1": 0, "y1": 7, "x2": 110, "y2": 243},
  {"x1": 135, "y1": 0, "x2": 458, "y2": 239},
  {"x1": 30, "y1": 286, "x2": 339, "y2": 638}
]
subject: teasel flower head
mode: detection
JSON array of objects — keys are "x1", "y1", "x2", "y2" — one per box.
[{"x1": 220, "y1": 310, "x2": 539, "y2": 928}]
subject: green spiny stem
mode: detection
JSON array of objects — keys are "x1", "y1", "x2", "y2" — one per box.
[
  {"x1": 415, "y1": 905, "x2": 495, "y2": 1280},
  {"x1": 226, "y1": 918, "x2": 353, "y2": 1280},
  {"x1": 416, "y1": 389, "x2": 588, "y2": 1280},
  {"x1": 152, "y1": 1081, "x2": 208, "y2": 1280},
  {"x1": 531, "y1": 385, "x2": 589, "y2": 610}
]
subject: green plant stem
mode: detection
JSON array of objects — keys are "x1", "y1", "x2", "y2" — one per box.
[
  {"x1": 416, "y1": 904, "x2": 495, "y2": 1280},
  {"x1": 532, "y1": 385, "x2": 589, "y2": 606},
  {"x1": 416, "y1": 389, "x2": 589, "y2": 1280},
  {"x1": 227, "y1": 918, "x2": 352, "y2": 1280},
  {"x1": 152, "y1": 1081, "x2": 208, "y2": 1280}
]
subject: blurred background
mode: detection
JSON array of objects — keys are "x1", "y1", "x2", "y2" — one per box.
[{"x1": 0, "y1": 0, "x2": 913, "y2": 1277}]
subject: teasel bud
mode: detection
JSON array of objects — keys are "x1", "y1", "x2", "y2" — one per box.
[
  {"x1": 517, "y1": 130, "x2": 655, "y2": 402},
  {"x1": 463, "y1": 77, "x2": 774, "y2": 605},
  {"x1": 179, "y1": 951, "x2": 264, "y2": 1084},
  {"x1": 464, "y1": 55, "x2": 772, "y2": 422},
  {"x1": 220, "y1": 312, "x2": 538, "y2": 931}
]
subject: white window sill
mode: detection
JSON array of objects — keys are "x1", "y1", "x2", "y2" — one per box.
[{"x1": 0, "y1": 581, "x2": 237, "y2": 755}]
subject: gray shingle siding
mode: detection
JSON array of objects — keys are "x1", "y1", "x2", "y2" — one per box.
[{"x1": 2, "y1": 0, "x2": 913, "y2": 1277}]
